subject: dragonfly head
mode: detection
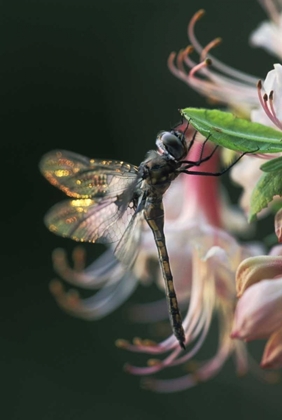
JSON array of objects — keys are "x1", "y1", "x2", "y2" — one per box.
[{"x1": 156, "y1": 130, "x2": 188, "y2": 161}]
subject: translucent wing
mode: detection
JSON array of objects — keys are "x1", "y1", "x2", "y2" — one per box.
[
  {"x1": 39, "y1": 150, "x2": 138, "y2": 199},
  {"x1": 41, "y1": 149, "x2": 144, "y2": 267},
  {"x1": 44, "y1": 197, "x2": 136, "y2": 245},
  {"x1": 115, "y1": 205, "x2": 145, "y2": 267},
  {"x1": 45, "y1": 196, "x2": 145, "y2": 267}
]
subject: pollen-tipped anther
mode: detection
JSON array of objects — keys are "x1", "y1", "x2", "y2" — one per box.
[
  {"x1": 189, "y1": 59, "x2": 212, "y2": 78},
  {"x1": 194, "y1": 9, "x2": 205, "y2": 22},
  {"x1": 49, "y1": 279, "x2": 64, "y2": 296},
  {"x1": 133, "y1": 337, "x2": 143, "y2": 346},
  {"x1": 269, "y1": 90, "x2": 274, "y2": 101},
  {"x1": 147, "y1": 358, "x2": 161, "y2": 366},
  {"x1": 257, "y1": 79, "x2": 282, "y2": 130},
  {"x1": 72, "y1": 246, "x2": 86, "y2": 271},
  {"x1": 200, "y1": 37, "x2": 222, "y2": 61},
  {"x1": 115, "y1": 339, "x2": 130, "y2": 349},
  {"x1": 65, "y1": 289, "x2": 80, "y2": 308}
]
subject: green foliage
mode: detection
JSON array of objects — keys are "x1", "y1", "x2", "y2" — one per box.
[
  {"x1": 260, "y1": 156, "x2": 282, "y2": 172},
  {"x1": 181, "y1": 108, "x2": 282, "y2": 153},
  {"x1": 249, "y1": 169, "x2": 282, "y2": 221},
  {"x1": 181, "y1": 108, "x2": 282, "y2": 221}
]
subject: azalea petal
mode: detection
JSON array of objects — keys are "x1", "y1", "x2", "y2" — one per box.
[
  {"x1": 236, "y1": 255, "x2": 282, "y2": 297},
  {"x1": 250, "y1": 18, "x2": 282, "y2": 59},
  {"x1": 232, "y1": 278, "x2": 282, "y2": 340},
  {"x1": 261, "y1": 327, "x2": 282, "y2": 369},
  {"x1": 251, "y1": 63, "x2": 282, "y2": 128},
  {"x1": 275, "y1": 208, "x2": 282, "y2": 242},
  {"x1": 230, "y1": 156, "x2": 267, "y2": 217},
  {"x1": 269, "y1": 244, "x2": 282, "y2": 256}
]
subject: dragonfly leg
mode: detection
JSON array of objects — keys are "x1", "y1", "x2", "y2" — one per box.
[
  {"x1": 180, "y1": 149, "x2": 256, "y2": 176},
  {"x1": 180, "y1": 134, "x2": 219, "y2": 169}
]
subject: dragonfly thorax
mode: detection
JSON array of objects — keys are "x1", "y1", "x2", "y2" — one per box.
[
  {"x1": 156, "y1": 130, "x2": 188, "y2": 161},
  {"x1": 140, "y1": 150, "x2": 178, "y2": 188}
]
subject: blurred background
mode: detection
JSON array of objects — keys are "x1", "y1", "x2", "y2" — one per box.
[{"x1": 1, "y1": 0, "x2": 282, "y2": 419}]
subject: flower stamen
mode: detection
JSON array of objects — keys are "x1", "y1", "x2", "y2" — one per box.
[
  {"x1": 200, "y1": 37, "x2": 222, "y2": 62},
  {"x1": 257, "y1": 80, "x2": 282, "y2": 129},
  {"x1": 259, "y1": 0, "x2": 281, "y2": 25},
  {"x1": 189, "y1": 58, "x2": 212, "y2": 78},
  {"x1": 187, "y1": 10, "x2": 257, "y2": 84}
]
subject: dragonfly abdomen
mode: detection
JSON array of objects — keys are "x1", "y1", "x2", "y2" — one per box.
[{"x1": 144, "y1": 197, "x2": 186, "y2": 349}]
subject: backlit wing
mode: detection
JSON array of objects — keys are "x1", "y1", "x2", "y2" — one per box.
[
  {"x1": 41, "y1": 149, "x2": 145, "y2": 267},
  {"x1": 115, "y1": 207, "x2": 144, "y2": 267},
  {"x1": 44, "y1": 196, "x2": 145, "y2": 267},
  {"x1": 39, "y1": 150, "x2": 138, "y2": 199},
  {"x1": 44, "y1": 197, "x2": 136, "y2": 245}
]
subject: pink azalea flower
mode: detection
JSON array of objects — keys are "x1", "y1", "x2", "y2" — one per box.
[
  {"x1": 168, "y1": 10, "x2": 258, "y2": 116},
  {"x1": 230, "y1": 64, "x2": 282, "y2": 217},
  {"x1": 261, "y1": 328, "x2": 282, "y2": 369},
  {"x1": 232, "y1": 277, "x2": 282, "y2": 341},
  {"x1": 151, "y1": 2, "x2": 282, "y2": 386},
  {"x1": 168, "y1": 3, "x2": 282, "y2": 117},
  {"x1": 231, "y1": 246, "x2": 282, "y2": 369},
  {"x1": 168, "y1": 8, "x2": 282, "y2": 219},
  {"x1": 250, "y1": 0, "x2": 282, "y2": 59}
]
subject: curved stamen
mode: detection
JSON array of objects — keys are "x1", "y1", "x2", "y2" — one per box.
[
  {"x1": 170, "y1": 301, "x2": 213, "y2": 367},
  {"x1": 121, "y1": 249, "x2": 219, "y2": 377},
  {"x1": 188, "y1": 10, "x2": 258, "y2": 84},
  {"x1": 168, "y1": 51, "x2": 189, "y2": 82},
  {"x1": 142, "y1": 338, "x2": 232, "y2": 393},
  {"x1": 258, "y1": 0, "x2": 281, "y2": 25},
  {"x1": 189, "y1": 58, "x2": 212, "y2": 78},
  {"x1": 168, "y1": 46, "x2": 195, "y2": 82},
  {"x1": 177, "y1": 48, "x2": 258, "y2": 106},
  {"x1": 257, "y1": 81, "x2": 273, "y2": 120},
  {"x1": 269, "y1": 90, "x2": 282, "y2": 129},
  {"x1": 52, "y1": 247, "x2": 127, "y2": 289},
  {"x1": 200, "y1": 37, "x2": 222, "y2": 62},
  {"x1": 177, "y1": 46, "x2": 193, "y2": 74},
  {"x1": 257, "y1": 80, "x2": 282, "y2": 129},
  {"x1": 51, "y1": 270, "x2": 138, "y2": 320}
]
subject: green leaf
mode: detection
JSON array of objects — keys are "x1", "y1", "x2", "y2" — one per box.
[
  {"x1": 181, "y1": 108, "x2": 282, "y2": 153},
  {"x1": 249, "y1": 169, "x2": 282, "y2": 221},
  {"x1": 260, "y1": 156, "x2": 282, "y2": 172}
]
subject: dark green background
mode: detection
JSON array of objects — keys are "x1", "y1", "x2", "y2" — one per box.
[{"x1": 1, "y1": 0, "x2": 282, "y2": 419}]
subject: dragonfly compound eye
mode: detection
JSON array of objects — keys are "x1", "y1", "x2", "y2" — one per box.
[{"x1": 157, "y1": 131, "x2": 187, "y2": 160}]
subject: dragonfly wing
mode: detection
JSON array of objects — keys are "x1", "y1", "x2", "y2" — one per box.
[
  {"x1": 44, "y1": 197, "x2": 135, "y2": 245},
  {"x1": 114, "y1": 200, "x2": 145, "y2": 268},
  {"x1": 41, "y1": 150, "x2": 145, "y2": 268},
  {"x1": 39, "y1": 150, "x2": 138, "y2": 199}
]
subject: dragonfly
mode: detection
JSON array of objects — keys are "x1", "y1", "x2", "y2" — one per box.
[{"x1": 40, "y1": 126, "x2": 241, "y2": 349}]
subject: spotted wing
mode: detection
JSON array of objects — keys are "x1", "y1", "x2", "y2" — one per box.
[
  {"x1": 41, "y1": 149, "x2": 144, "y2": 266},
  {"x1": 39, "y1": 149, "x2": 138, "y2": 199},
  {"x1": 44, "y1": 195, "x2": 145, "y2": 267},
  {"x1": 44, "y1": 196, "x2": 137, "y2": 245}
]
